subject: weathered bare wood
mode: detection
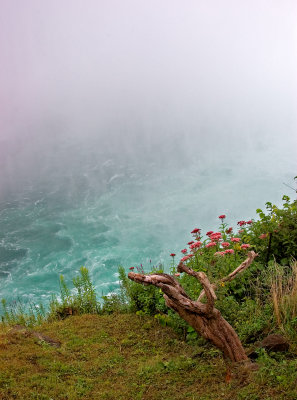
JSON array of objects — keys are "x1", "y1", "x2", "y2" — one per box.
[
  {"x1": 197, "y1": 251, "x2": 258, "y2": 302},
  {"x1": 128, "y1": 272, "x2": 210, "y2": 315},
  {"x1": 128, "y1": 251, "x2": 258, "y2": 363},
  {"x1": 177, "y1": 263, "x2": 217, "y2": 310},
  {"x1": 221, "y1": 251, "x2": 258, "y2": 283}
]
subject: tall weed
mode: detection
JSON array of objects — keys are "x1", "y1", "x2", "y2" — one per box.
[{"x1": 269, "y1": 260, "x2": 297, "y2": 340}]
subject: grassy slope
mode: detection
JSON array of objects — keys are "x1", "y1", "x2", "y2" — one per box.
[{"x1": 0, "y1": 314, "x2": 296, "y2": 400}]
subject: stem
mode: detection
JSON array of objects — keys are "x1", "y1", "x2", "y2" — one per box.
[{"x1": 265, "y1": 232, "x2": 273, "y2": 264}]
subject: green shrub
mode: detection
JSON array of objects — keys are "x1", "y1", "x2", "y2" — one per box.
[
  {"x1": 1, "y1": 298, "x2": 46, "y2": 327},
  {"x1": 119, "y1": 266, "x2": 166, "y2": 315},
  {"x1": 101, "y1": 293, "x2": 128, "y2": 314},
  {"x1": 48, "y1": 266, "x2": 100, "y2": 320},
  {"x1": 248, "y1": 195, "x2": 297, "y2": 265}
]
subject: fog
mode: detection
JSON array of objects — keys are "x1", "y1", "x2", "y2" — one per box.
[
  {"x1": 0, "y1": 0, "x2": 296, "y2": 198},
  {"x1": 0, "y1": 0, "x2": 297, "y2": 303}
]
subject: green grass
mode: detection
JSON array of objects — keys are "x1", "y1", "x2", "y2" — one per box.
[{"x1": 0, "y1": 313, "x2": 297, "y2": 400}]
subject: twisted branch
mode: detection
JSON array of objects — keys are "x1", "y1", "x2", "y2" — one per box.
[
  {"x1": 128, "y1": 272, "x2": 212, "y2": 315},
  {"x1": 176, "y1": 263, "x2": 216, "y2": 312},
  {"x1": 128, "y1": 252, "x2": 257, "y2": 314},
  {"x1": 128, "y1": 251, "x2": 258, "y2": 363},
  {"x1": 197, "y1": 251, "x2": 258, "y2": 301}
]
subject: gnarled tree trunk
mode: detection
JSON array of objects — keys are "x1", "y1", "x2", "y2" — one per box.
[{"x1": 128, "y1": 251, "x2": 258, "y2": 363}]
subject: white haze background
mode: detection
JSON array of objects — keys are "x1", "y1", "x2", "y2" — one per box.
[{"x1": 0, "y1": 0, "x2": 296, "y2": 303}]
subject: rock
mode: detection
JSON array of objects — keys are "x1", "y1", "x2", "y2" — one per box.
[
  {"x1": 8, "y1": 325, "x2": 61, "y2": 348},
  {"x1": 260, "y1": 334, "x2": 289, "y2": 352},
  {"x1": 247, "y1": 334, "x2": 289, "y2": 359},
  {"x1": 9, "y1": 325, "x2": 31, "y2": 338},
  {"x1": 31, "y1": 332, "x2": 62, "y2": 348}
]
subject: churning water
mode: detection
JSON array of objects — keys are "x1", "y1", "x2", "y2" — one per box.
[
  {"x1": 1, "y1": 0, "x2": 297, "y2": 310},
  {"x1": 0, "y1": 136, "x2": 295, "y2": 308}
]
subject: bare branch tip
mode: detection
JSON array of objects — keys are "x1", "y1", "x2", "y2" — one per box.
[{"x1": 177, "y1": 261, "x2": 185, "y2": 273}]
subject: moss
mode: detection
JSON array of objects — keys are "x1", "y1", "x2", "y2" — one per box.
[{"x1": 0, "y1": 313, "x2": 296, "y2": 400}]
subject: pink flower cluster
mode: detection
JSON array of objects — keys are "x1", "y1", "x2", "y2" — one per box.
[
  {"x1": 181, "y1": 255, "x2": 190, "y2": 262},
  {"x1": 209, "y1": 232, "x2": 222, "y2": 241},
  {"x1": 206, "y1": 242, "x2": 216, "y2": 248},
  {"x1": 241, "y1": 244, "x2": 251, "y2": 249},
  {"x1": 259, "y1": 233, "x2": 268, "y2": 239},
  {"x1": 237, "y1": 220, "x2": 253, "y2": 226},
  {"x1": 178, "y1": 217, "x2": 252, "y2": 266},
  {"x1": 181, "y1": 254, "x2": 195, "y2": 262},
  {"x1": 214, "y1": 249, "x2": 235, "y2": 256},
  {"x1": 224, "y1": 249, "x2": 235, "y2": 254},
  {"x1": 189, "y1": 241, "x2": 202, "y2": 250}
]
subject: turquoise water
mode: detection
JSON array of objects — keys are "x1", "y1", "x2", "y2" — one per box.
[{"x1": 0, "y1": 140, "x2": 295, "y2": 308}]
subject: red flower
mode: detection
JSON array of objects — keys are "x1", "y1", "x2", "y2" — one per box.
[
  {"x1": 221, "y1": 242, "x2": 230, "y2": 248},
  {"x1": 170, "y1": 253, "x2": 176, "y2": 257},
  {"x1": 226, "y1": 227, "x2": 233, "y2": 234},
  {"x1": 190, "y1": 241, "x2": 202, "y2": 249},
  {"x1": 206, "y1": 231, "x2": 214, "y2": 236},
  {"x1": 237, "y1": 221, "x2": 246, "y2": 226},
  {"x1": 219, "y1": 215, "x2": 226, "y2": 219},
  {"x1": 174, "y1": 273, "x2": 181, "y2": 277},
  {"x1": 129, "y1": 267, "x2": 135, "y2": 270},
  {"x1": 181, "y1": 256, "x2": 190, "y2": 262},
  {"x1": 241, "y1": 244, "x2": 251, "y2": 250},
  {"x1": 210, "y1": 232, "x2": 222, "y2": 241},
  {"x1": 247, "y1": 220, "x2": 253, "y2": 224},
  {"x1": 231, "y1": 237, "x2": 240, "y2": 243},
  {"x1": 181, "y1": 249, "x2": 187, "y2": 254},
  {"x1": 191, "y1": 228, "x2": 201, "y2": 234},
  {"x1": 190, "y1": 242, "x2": 201, "y2": 252},
  {"x1": 224, "y1": 249, "x2": 235, "y2": 254},
  {"x1": 259, "y1": 233, "x2": 268, "y2": 239},
  {"x1": 206, "y1": 242, "x2": 216, "y2": 248},
  {"x1": 187, "y1": 241, "x2": 194, "y2": 245}
]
